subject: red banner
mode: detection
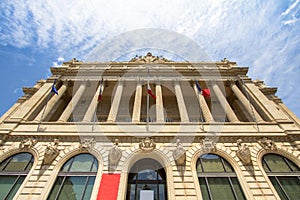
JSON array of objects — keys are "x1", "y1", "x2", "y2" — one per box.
[{"x1": 97, "y1": 173, "x2": 121, "y2": 200}]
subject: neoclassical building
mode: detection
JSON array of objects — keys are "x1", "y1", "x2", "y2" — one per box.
[{"x1": 0, "y1": 53, "x2": 299, "y2": 200}]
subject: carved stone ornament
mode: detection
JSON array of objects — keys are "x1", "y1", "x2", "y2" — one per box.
[
  {"x1": 43, "y1": 139, "x2": 60, "y2": 165},
  {"x1": 201, "y1": 138, "x2": 217, "y2": 152},
  {"x1": 109, "y1": 139, "x2": 122, "y2": 168},
  {"x1": 19, "y1": 138, "x2": 37, "y2": 149},
  {"x1": 173, "y1": 139, "x2": 186, "y2": 166},
  {"x1": 80, "y1": 137, "x2": 96, "y2": 150},
  {"x1": 139, "y1": 137, "x2": 156, "y2": 152},
  {"x1": 236, "y1": 139, "x2": 251, "y2": 165},
  {"x1": 258, "y1": 138, "x2": 277, "y2": 150}
]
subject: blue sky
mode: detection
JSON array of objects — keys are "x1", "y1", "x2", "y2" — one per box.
[{"x1": 0, "y1": 0, "x2": 299, "y2": 118}]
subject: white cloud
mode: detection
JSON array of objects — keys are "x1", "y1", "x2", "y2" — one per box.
[
  {"x1": 0, "y1": 0, "x2": 299, "y2": 117},
  {"x1": 57, "y1": 57, "x2": 64, "y2": 62}
]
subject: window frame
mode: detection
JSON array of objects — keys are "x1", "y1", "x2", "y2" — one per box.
[
  {"x1": 262, "y1": 153, "x2": 300, "y2": 200},
  {"x1": 0, "y1": 152, "x2": 35, "y2": 200},
  {"x1": 196, "y1": 153, "x2": 246, "y2": 200},
  {"x1": 47, "y1": 153, "x2": 99, "y2": 200}
]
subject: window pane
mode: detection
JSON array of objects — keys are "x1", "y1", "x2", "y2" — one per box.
[
  {"x1": 61, "y1": 159, "x2": 72, "y2": 172},
  {"x1": 0, "y1": 158, "x2": 10, "y2": 171},
  {"x1": 57, "y1": 176, "x2": 86, "y2": 200},
  {"x1": 208, "y1": 177, "x2": 235, "y2": 200},
  {"x1": 159, "y1": 184, "x2": 166, "y2": 200},
  {"x1": 47, "y1": 176, "x2": 64, "y2": 200},
  {"x1": 6, "y1": 176, "x2": 25, "y2": 200},
  {"x1": 262, "y1": 160, "x2": 270, "y2": 172},
  {"x1": 196, "y1": 160, "x2": 202, "y2": 172},
  {"x1": 199, "y1": 177, "x2": 210, "y2": 200},
  {"x1": 69, "y1": 154, "x2": 94, "y2": 172},
  {"x1": 223, "y1": 160, "x2": 233, "y2": 172},
  {"x1": 264, "y1": 154, "x2": 290, "y2": 172},
  {"x1": 3, "y1": 153, "x2": 32, "y2": 171},
  {"x1": 201, "y1": 154, "x2": 225, "y2": 172},
  {"x1": 0, "y1": 175, "x2": 19, "y2": 200},
  {"x1": 286, "y1": 159, "x2": 300, "y2": 172},
  {"x1": 91, "y1": 159, "x2": 98, "y2": 172},
  {"x1": 127, "y1": 184, "x2": 136, "y2": 200},
  {"x1": 278, "y1": 177, "x2": 300, "y2": 200},
  {"x1": 138, "y1": 169, "x2": 157, "y2": 180},
  {"x1": 269, "y1": 177, "x2": 288, "y2": 200},
  {"x1": 82, "y1": 176, "x2": 96, "y2": 200},
  {"x1": 231, "y1": 177, "x2": 246, "y2": 200}
]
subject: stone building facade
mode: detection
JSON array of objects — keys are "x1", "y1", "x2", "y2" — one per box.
[{"x1": 0, "y1": 53, "x2": 299, "y2": 200}]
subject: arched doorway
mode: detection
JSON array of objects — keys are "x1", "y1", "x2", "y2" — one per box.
[{"x1": 126, "y1": 158, "x2": 167, "y2": 200}]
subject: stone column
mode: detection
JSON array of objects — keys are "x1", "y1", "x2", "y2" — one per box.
[
  {"x1": 193, "y1": 83, "x2": 214, "y2": 122},
  {"x1": 156, "y1": 82, "x2": 164, "y2": 122},
  {"x1": 58, "y1": 82, "x2": 86, "y2": 122},
  {"x1": 9, "y1": 82, "x2": 53, "y2": 122},
  {"x1": 34, "y1": 81, "x2": 68, "y2": 122},
  {"x1": 107, "y1": 81, "x2": 124, "y2": 122},
  {"x1": 230, "y1": 81, "x2": 263, "y2": 122},
  {"x1": 82, "y1": 82, "x2": 104, "y2": 122},
  {"x1": 174, "y1": 81, "x2": 189, "y2": 122},
  {"x1": 211, "y1": 82, "x2": 239, "y2": 122},
  {"x1": 132, "y1": 81, "x2": 142, "y2": 122}
]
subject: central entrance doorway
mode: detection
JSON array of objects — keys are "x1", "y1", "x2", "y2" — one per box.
[{"x1": 126, "y1": 158, "x2": 167, "y2": 200}]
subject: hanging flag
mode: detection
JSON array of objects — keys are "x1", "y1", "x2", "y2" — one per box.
[
  {"x1": 147, "y1": 83, "x2": 156, "y2": 99},
  {"x1": 195, "y1": 81, "x2": 210, "y2": 97},
  {"x1": 51, "y1": 79, "x2": 58, "y2": 95},
  {"x1": 98, "y1": 78, "x2": 103, "y2": 103}
]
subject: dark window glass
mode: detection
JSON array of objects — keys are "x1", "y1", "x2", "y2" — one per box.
[
  {"x1": 197, "y1": 154, "x2": 246, "y2": 200},
  {"x1": 47, "y1": 154, "x2": 98, "y2": 200},
  {"x1": 0, "y1": 153, "x2": 34, "y2": 200},
  {"x1": 263, "y1": 154, "x2": 300, "y2": 200}
]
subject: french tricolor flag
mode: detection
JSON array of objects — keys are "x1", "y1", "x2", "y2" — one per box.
[
  {"x1": 195, "y1": 81, "x2": 210, "y2": 97},
  {"x1": 147, "y1": 83, "x2": 156, "y2": 99}
]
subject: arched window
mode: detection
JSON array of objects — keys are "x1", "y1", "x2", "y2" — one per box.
[
  {"x1": 197, "y1": 154, "x2": 246, "y2": 200},
  {"x1": 0, "y1": 152, "x2": 34, "y2": 200},
  {"x1": 48, "y1": 153, "x2": 98, "y2": 200},
  {"x1": 262, "y1": 153, "x2": 300, "y2": 200},
  {"x1": 127, "y1": 158, "x2": 167, "y2": 200}
]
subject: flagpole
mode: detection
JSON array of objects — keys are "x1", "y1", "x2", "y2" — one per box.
[
  {"x1": 195, "y1": 81, "x2": 204, "y2": 131},
  {"x1": 37, "y1": 79, "x2": 57, "y2": 131},
  {"x1": 147, "y1": 67, "x2": 150, "y2": 132},
  {"x1": 92, "y1": 78, "x2": 103, "y2": 132}
]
